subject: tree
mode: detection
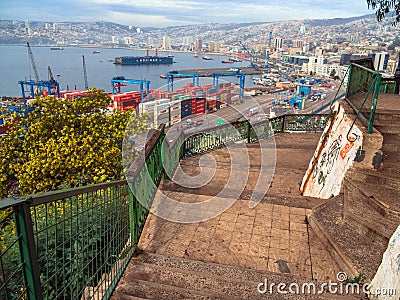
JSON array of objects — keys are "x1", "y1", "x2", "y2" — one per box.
[
  {"x1": 330, "y1": 69, "x2": 337, "y2": 77},
  {"x1": 367, "y1": 0, "x2": 400, "y2": 25},
  {"x1": 0, "y1": 89, "x2": 147, "y2": 198}
]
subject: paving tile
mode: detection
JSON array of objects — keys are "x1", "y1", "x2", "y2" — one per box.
[
  {"x1": 287, "y1": 262, "x2": 312, "y2": 279},
  {"x1": 252, "y1": 225, "x2": 271, "y2": 236},
  {"x1": 290, "y1": 231, "x2": 309, "y2": 242},
  {"x1": 218, "y1": 212, "x2": 238, "y2": 223},
  {"x1": 254, "y1": 216, "x2": 272, "y2": 227},
  {"x1": 267, "y1": 258, "x2": 281, "y2": 273},
  {"x1": 245, "y1": 255, "x2": 268, "y2": 270},
  {"x1": 231, "y1": 231, "x2": 251, "y2": 244},
  {"x1": 228, "y1": 241, "x2": 249, "y2": 256},
  {"x1": 288, "y1": 250, "x2": 312, "y2": 266},
  {"x1": 272, "y1": 219, "x2": 290, "y2": 230},
  {"x1": 236, "y1": 214, "x2": 255, "y2": 226},
  {"x1": 268, "y1": 246, "x2": 290, "y2": 261},
  {"x1": 233, "y1": 223, "x2": 253, "y2": 234},
  {"x1": 290, "y1": 221, "x2": 308, "y2": 232},
  {"x1": 289, "y1": 213, "x2": 308, "y2": 224},
  {"x1": 290, "y1": 206, "x2": 307, "y2": 216},
  {"x1": 270, "y1": 228, "x2": 290, "y2": 240},
  {"x1": 250, "y1": 233, "x2": 270, "y2": 244}
]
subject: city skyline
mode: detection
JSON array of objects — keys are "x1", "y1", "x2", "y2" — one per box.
[{"x1": 1, "y1": 0, "x2": 373, "y2": 27}]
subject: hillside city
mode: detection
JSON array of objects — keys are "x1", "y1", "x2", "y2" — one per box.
[{"x1": 1, "y1": 13, "x2": 400, "y2": 80}]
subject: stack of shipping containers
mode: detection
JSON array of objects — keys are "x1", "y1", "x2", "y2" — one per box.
[{"x1": 59, "y1": 81, "x2": 241, "y2": 128}]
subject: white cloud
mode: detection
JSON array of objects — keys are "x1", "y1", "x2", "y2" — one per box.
[{"x1": 104, "y1": 11, "x2": 195, "y2": 27}]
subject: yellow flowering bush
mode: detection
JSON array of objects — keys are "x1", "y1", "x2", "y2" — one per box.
[{"x1": 0, "y1": 88, "x2": 147, "y2": 198}]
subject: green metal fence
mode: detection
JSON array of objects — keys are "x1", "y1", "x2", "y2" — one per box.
[
  {"x1": 0, "y1": 125, "x2": 168, "y2": 300},
  {"x1": 0, "y1": 114, "x2": 327, "y2": 300},
  {"x1": 346, "y1": 62, "x2": 383, "y2": 134},
  {"x1": 0, "y1": 181, "x2": 132, "y2": 300},
  {"x1": 183, "y1": 114, "x2": 327, "y2": 156}
]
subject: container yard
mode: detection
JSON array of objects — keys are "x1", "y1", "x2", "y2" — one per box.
[{"x1": 137, "y1": 81, "x2": 241, "y2": 128}]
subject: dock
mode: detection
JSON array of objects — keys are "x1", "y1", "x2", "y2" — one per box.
[{"x1": 160, "y1": 67, "x2": 262, "y2": 78}]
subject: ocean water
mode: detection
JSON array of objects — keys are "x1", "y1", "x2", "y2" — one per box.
[{"x1": 0, "y1": 46, "x2": 251, "y2": 96}]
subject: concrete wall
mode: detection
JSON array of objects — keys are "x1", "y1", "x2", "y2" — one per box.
[
  {"x1": 300, "y1": 102, "x2": 363, "y2": 199},
  {"x1": 369, "y1": 225, "x2": 400, "y2": 300}
]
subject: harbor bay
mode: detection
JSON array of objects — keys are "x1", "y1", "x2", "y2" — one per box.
[{"x1": 0, "y1": 46, "x2": 253, "y2": 97}]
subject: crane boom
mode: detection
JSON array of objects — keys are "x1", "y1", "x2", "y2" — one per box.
[
  {"x1": 82, "y1": 55, "x2": 88, "y2": 90},
  {"x1": 48, "y1": 66, "x2": 55, "y2": 81},
  {"x1": 238, "y1": 41, "x2": 255, "y2": 68},
  {"x1": 27, "y1": 42, "x2": 40, "y2": 81}
]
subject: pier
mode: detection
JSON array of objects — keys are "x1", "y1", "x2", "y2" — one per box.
[{"x1": 160, "y1": 67, "x2": 262, "y2": 78}]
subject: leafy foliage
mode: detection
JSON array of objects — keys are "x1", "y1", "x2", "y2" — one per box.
[
  {"x1": 0, "y1": 89, "x2": 147, "y2": 197},
  {"x1": 367, "y1": 0, "x2": 400, "y2": 25}
]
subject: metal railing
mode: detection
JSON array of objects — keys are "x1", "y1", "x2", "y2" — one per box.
[
  {"x1": 183, "y1": 114, "x2": 327, "y2": 156},
  {"x1": 1, "y1": 181, "x2": 132, "y2": 300},
  {"x1": 0, "y1": 125, "x2": 167, "y2": 300},
  {"x1": 346, "y1": 62, "x2": 382, "y2": 134},
  {"x1": 0, "y1": 114, "x2": 327, "y2": 299}
]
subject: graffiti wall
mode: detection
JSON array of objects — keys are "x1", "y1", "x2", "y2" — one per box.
[{"x1": 300, "y1": 102, "x2": 363, "y2": 199}]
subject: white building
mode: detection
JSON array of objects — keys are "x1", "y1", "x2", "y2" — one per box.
[
  {"x1": 162, "y1": 35, "x2": 171, "y2": 50},
  {"x1": 208, "y1": 41, "x2": 221, "y2": 53},
  {"x1": 293, "y1": 40, "x2": 304, "y2": 48},
  {"x1": 194, "y1": 39, "x2": 203, "y2": 53},
  {"x1": 274, "y1": 38, "x2": 283, "y2": 50},
  {"x1": 124, "y1": 37, "x2": 133, "y2": 45},
  {"x1": 372, "y1": 52, "x2": 389, "y2": 71}
]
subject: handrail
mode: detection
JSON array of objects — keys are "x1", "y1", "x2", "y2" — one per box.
[
  {"x1": 351, "y1": 62, "x2": 381, "y2": 74},
  {"x1": 0, "y1": 113, "x2": 328, "y2": 300},
  {"x1": 346, "y1": 73, "x2": 378, "y2": 141},
  {"x1": 330, "y1": 66, "x2": 350, "y2": 110}
]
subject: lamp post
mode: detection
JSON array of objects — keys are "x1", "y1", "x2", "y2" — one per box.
[{"x1": 394, "y1": 53, "x2": 400, "y2": 94}]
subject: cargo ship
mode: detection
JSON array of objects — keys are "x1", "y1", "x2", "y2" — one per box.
[
  {"x1": 114, "y1": 49, "x2": 173, "y2": 66},
  {"x1": 50, "y1": 47, "x2": 64, "y2": 50}
]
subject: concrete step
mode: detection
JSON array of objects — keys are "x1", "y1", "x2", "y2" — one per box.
[
  {"x1": 309, "y1": 198, "x2": 388, "y2": 279},
  {"x1": 374, "y1": 123, "x2": 400, "y2": 135},
  {"x1": 113, "y1": 278, "x2": 219, "y2": 299},
  {"x1": 347, "y1": 179, "x2": 400, "y2": 217},
  {"x1": 114, "y1": 253, "x2": 360, "y2": 299},
  {"x1": 373, "y1": 111, "x2": 400, "y2": 123},
  {"x1": 343, "y1": 179, "x2": 399, "y2": 240},
  {"x1": 346, "y1": 168, "x2": 400, "y2": 191}
]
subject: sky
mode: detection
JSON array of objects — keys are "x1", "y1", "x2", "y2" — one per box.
[{"x1": 0, "y1": 0, "x2": 374, "y2": 27}]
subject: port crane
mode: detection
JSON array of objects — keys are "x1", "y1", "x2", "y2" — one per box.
[
  {"x1": 238, "y1": 41, "x2": 256, "y2": 68},
  {"x1": 48, "y1": 66, "x2": 55, "y2": 81},
  {"x1": 264, "y1": 31, "x2": 273, "y2": 71},
  {"x1": 212, "y1": 71, "x2": 245, "y2": 100},
  {"x1": 82, "y1": 55, "x2": 89, "y2": 90},
  {"x1": 19, "y1": 42, "x2": 60, "y2": 114},
  {"x1": 166, "y1": 72, "x2": 200, "y2": 92},
  {"x1": 111, "y1": 76, "x2": 150, "y2": 103}
]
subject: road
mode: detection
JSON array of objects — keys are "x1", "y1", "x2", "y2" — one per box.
[{"x1": 179, "y1": 80, "x2": 345, "y2": 133}]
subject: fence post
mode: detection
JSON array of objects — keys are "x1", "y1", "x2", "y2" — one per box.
[
  {"x1": 345, "y1": 64, "x2": 352, "y2": 97},
  {"x1": 14, "y1": 201, "x2": 43, "y2": 300},
  {"x1": 246, "y1": 120, "x2": 251, "y2": 143},
  {"x1": 128, "y1": 187, "x2": 138, "y2": 244},
  {"x1": 368, "y1": 73, "x2": 382, "y2": 134}
]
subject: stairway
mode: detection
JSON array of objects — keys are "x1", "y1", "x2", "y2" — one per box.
[
  {"x1": 308, "y1": 104, "x2": 400, "y2": 279},
  {"x1": 112, "y1": 253, "x2": 356, "y2": 300},
  {"x1": 112, "y1": 133, "x2": 363, "y2": 299}
]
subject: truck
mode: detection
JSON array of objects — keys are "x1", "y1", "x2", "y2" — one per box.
[{"x1": 248, "y1": 107, "x2": 259, "y2": 117}]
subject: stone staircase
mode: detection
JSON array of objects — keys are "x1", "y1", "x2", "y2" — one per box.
[
  {"x1": 112, "y1": 133, "x2": 364, "y2": 299},
  {"x1": 113, "y1": 253, "x2": 353, "y2": 300},
  {"x1": 308, "y1": 100, "x2": 400, "y2": 280}
]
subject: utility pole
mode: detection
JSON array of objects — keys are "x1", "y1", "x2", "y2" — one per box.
[
  {"x1": 395, "y1": 52, "x2": 400, "y2": 94},
  {"x1": 82, "y1": 55, "x2": 88, "y2": 90}
]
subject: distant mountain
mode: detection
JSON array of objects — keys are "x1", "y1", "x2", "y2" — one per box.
[{"x1": 305, "y1": 13, "x2": 376, "y2": 26}]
